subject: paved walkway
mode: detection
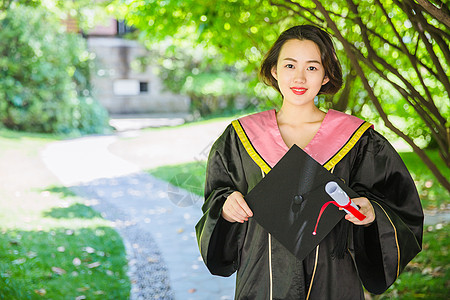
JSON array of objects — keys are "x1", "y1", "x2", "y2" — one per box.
[{"x1": 40, "y1": 119, "x2": 236, "y2": 300}]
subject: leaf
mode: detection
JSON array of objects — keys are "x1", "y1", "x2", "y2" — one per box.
[
  {"x1": 87, "y1": 261, "x2": 101, "y2": 269},
  {"x1": 94, "y1": 291, "x2": 105, "y2": 295},
  {"x1": 12, "y1": 258, "x2": 26, "y2": 265},
  {"x1": 51, "y1": 266, "x2": 67, "y2": 275},
  {"x1": 9, "y1": 240, "x2": 19, "y2": 246},
  {"x1": 34, "y1": 289, "x2": 46, "y2": 296},
  {"x1": 73, "y1": 257, "x2": 82, "y2": 266},
  {"x1": 83, "y1": 246, "x2": 95, "y2": 253}
]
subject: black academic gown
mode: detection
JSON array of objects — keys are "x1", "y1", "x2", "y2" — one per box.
[{"x1": 196, "y1": 117, "x2": 423, "y2": 299}]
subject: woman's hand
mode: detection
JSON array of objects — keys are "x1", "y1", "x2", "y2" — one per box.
[
  {"x1": 222, "y1": 191, "x2": 253, "y2": 223},
  {"x1": 342, "y1": 197, "x2": 376, "y2": 226}
]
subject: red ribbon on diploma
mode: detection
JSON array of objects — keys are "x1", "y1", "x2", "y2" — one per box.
[{"x1": 313, "y1": 198, "x2": 366, "y2": 235}]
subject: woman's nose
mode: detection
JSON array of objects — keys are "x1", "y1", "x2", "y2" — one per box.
[{"x1": 293, "y1": 70, "x2": 306, "y2": 83}]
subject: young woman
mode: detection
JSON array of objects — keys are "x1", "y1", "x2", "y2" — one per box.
[{"x1": 196, "y1": 25, "x2": 423, "y2": 299}]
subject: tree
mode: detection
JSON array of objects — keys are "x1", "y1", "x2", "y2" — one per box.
[
  {"x1": 116, "y1": 0, "x2": 450, "y2": 192},
  {"x1": 0, "y1": 6, "x2": 110, "y2": 134}
]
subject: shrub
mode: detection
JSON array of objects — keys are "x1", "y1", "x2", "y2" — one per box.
[{"x1": 0, "y1": 7, "x2": 110, "y2": 134}]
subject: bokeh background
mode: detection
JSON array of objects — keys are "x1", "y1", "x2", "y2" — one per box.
[{"x1": 0, "y1": 0, "x2": 448, "y2": 299}]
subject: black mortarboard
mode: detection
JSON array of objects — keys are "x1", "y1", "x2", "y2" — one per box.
[{"x1": 245, "y1": 144, "x2": 360, "y2": 262}]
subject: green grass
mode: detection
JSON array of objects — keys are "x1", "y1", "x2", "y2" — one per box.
[
  {"x1": 0, "y1": 129, "x2": 62, "y2": 156},
  {"x1": 147, "y1": 161, "x2": 207, "y2": 197},
  {"x1": 0, "y1": 185, "x2": 130, "y2": 300},
  {"x1": 0, "y1": 129, "x2": 130, "y2": 299}
]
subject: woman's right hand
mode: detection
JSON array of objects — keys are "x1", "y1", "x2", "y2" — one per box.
[{"x1": 222, "y1": 191, "x2": 253, "y2": 223}]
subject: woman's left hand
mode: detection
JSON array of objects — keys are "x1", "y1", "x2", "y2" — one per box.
[{"x1": 341, "y1": 197, "x2": 376, "y2": 226}]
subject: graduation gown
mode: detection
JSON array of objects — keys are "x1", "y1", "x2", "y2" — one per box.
[{"x1": 195, "y1": 109, "x2": 423, "y2": 299}]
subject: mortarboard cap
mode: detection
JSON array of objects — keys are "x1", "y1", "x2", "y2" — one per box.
[{"x1": 245, "y1": 144, "x2": 362, "y2": 262}]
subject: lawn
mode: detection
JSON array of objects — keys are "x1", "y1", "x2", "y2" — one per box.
[
  {"x1": 0, "y1": 129, "x2": 130, "y2": 299},
  {"x1": 147, "y1": 149, "x2": 449, "y2": 299}
]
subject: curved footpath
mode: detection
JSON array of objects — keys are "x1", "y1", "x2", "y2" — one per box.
[
  {"x1": 40, "y1": 119, "x2": 235, "y2": 300},
  {"x1": 40, "y1": 117, "x2": 449, "y2": 299}
]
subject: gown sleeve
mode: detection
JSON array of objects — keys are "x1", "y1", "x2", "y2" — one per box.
[
  {"x1": 349, "y1": 129, "x2": 424, "y2": 294},
  {"x1": 195, "y1": 124, "x2": 248, "y2": 277}
]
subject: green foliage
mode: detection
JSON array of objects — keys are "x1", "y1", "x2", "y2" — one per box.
[
  {"x1": 134, "y1": 33, "x2": 259, "y2": 117},
  {"x1": 117, "y1": 0, "x2": 450, "y2": 191},
  {"x1": 0, "y1": 6, "x2": 110, "y2": 134},
  {"x1": 114, "y1": 0, "x2": 286, "y2": 117},
  {"x1": 399, "y1": 149, "x2": 450, "y2": 210},
  {"x1": 117, "y1": 0, "x2": 449, "y2": 128},
  {"x1": 0, "y1": 0, "x2": 41, "y2": 11}
]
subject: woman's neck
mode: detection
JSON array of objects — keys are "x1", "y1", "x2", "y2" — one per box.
[{"x1": 276, "y1": 101, "x2": 325, "y2": 126}]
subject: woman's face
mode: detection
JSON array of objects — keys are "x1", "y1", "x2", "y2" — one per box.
[{"x1": 271, "y1": 39, "x2": 329, "y2": 106}]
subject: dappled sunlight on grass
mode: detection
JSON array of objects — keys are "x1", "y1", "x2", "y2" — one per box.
[
  {"x1": 43, "y1": 203, "x2": 104, "y2": 220},
  {"x1": 0, "y1": 185, "x2": 130, "y2": 299},
  {"x1": 0, "y1": 227, "x2": 129, "y2": 299},
  {"x1": 0, "y1": 129, "x2": 130, "y2": 299}
]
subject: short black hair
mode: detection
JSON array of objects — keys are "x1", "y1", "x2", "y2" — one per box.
[{"x1": 260, "y1": 25, "x2": 343, "y2": 95}]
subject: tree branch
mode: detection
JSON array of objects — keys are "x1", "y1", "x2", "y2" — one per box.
[
  {"x1": 397, "y1": 0, "x2": 450, "y2": 94},
  {"x1": 280, "y1": 0, "x2": 325, "y2": 23},
  {"x1": 415, "y1": 0, "x2": 450, "y2": 28},
  {"x1": 346, "y1": 40, "x2": 448, "y2": 151},
  {"x1": 269, "y1": 0, "x2": 321, "y2": 25},
  {"x1": 345, "y1": 0, "x2": 445, "y2": 131},
  {"x1": 374, "y1": 0, "x2": 434, "y2": 104},
  {"x1": 405, "y1": 1, "x2": 450, "y2": 67},
  {"x1": 367, "y1": 27, "x2": 440, "y2": 79},
  {"x1": 312, "y1": 0, "x2": 450, "y2": 192},
  {"x1": 333, "y1": 67, "x2": 356, "y2": 112}
]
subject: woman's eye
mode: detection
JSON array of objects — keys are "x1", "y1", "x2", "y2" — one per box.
[
  {"x1": 307, "y1": 66, "x2": 317, "y2": 71},
  {"x1": 285, "y1": 64, "x2": 294, "y2": 69}
]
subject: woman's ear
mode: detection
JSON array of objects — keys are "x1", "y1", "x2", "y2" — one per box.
[
  {"x1": 271, "y1": 66, "x2": 278, "y2": 81},
  {"x1": 322, "y1": 75, "x2": 330, "y2": 86}
]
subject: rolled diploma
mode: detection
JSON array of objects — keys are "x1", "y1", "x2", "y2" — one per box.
[{"x1": 325, "y1": 181, "x2": 360, "y2": 215}]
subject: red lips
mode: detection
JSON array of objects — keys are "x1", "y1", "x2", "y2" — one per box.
[{"x1": 290, "y1": 87, "x2": 307, "y2": 95}]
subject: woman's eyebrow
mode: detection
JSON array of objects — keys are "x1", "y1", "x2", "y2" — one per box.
[{"x1": 282, "y1": 57, "x2": 322, "y2": 64}]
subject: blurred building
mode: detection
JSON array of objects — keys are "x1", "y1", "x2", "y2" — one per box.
[{"x1": 64, "y1": 17, "x2": 190, "y2": 115}]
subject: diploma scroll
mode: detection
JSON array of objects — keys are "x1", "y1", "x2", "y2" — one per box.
[{"x1": 325, "y1": 181, "x2": 366, "y2": 221}]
